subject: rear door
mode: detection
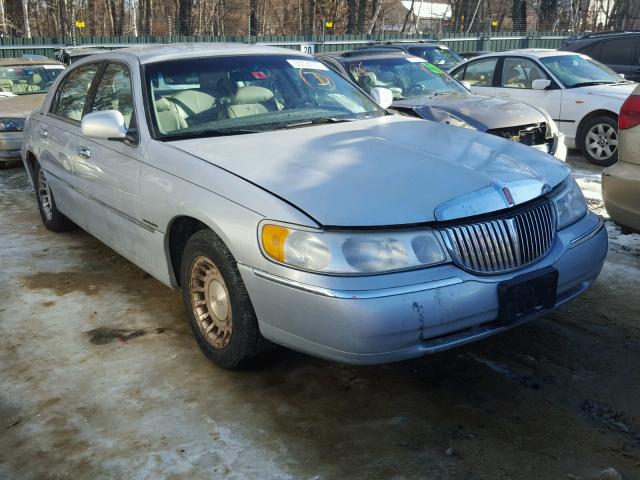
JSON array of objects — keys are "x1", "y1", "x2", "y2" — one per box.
[
  {"x1": 493, "y1": 56, "x2": 562, "y2": 120},
  {"x1": 451, "y1": 57, "x2": 498, "y2": 97},
  {"x1": 40, "y1": 62, "x2": 101, "y2": 229}
]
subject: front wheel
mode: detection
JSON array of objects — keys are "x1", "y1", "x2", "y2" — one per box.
[
  {"x1": 180, "y1": 229, "x2": 263, "y2": 369},
  {"x1": 34, "y1": 162, "x2": 75, "y2": 232},
  {"x1": 580, "y1": 115, "x2": 618, "y2": 166}
]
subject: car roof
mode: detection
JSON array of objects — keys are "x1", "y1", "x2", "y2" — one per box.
[
  {"x1": 320, "y1": 49, "x2": 410, "y2": 61},
  {"x1": 472, "y1": 49, "x2": 582, "y2": 59},
  {"x1": 0, "y1": 57, "x2": 64, "y2": 67},
  {"x1": 85, "y1": 42, "x2": 305, "y2": 65}
]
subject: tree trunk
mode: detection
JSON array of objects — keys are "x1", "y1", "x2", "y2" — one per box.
[{"x1": 401, "y1": 0, "x2": 415, "y2": 33}]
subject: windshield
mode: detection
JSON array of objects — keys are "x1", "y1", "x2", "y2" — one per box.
[
  {"x1": 540, "y1": 54, "x2": 624, "y2": 88},
  {"x1": 344, "y1": 57, "x2": 467, "y2": 100},
  {"x1": 145, "y1": 55, "x2": 385, "y2": 139},
  {"x1": 407, "y1": 46, "x2": 463, "y2": 66},
  {"x1": 0, "y1": 64, "x2": 64, "y2": 95}
]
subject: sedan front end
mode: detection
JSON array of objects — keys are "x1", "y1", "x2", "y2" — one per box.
[{"x1": 241, "y1": 180, "x2": 605, "y2": 364}]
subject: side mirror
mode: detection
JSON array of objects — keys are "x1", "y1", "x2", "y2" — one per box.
[
  {"x1": 81, "y1": 110, "x2": 127, "y2": 140},
  {"x1": 619, "y1": 73, "x2": 626, "y2": 79},
  {"x1": 370, "y1": 86, "x2": 394, "y2": 109},
  {"x1": 532, "y1": 79, "x2": 551, "y2": 90},
  {"x1": 460, "y1": 80, "x2": 471, "y2": 90}
]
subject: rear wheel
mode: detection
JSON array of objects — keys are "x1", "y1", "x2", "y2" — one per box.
[
  {"x1": 180, "y1": 229, "x2": 263, "y2": 369},
  {"x1": 580, "y1": 115, "x2": 618, "y2": 166},
  {"x1": 34, "y1": 162, "x2": 75, "y2": 232}
]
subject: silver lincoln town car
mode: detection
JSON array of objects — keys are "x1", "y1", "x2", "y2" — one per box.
[{"x1": 22, "y1": 44, "x2": 607, "y2": 368}]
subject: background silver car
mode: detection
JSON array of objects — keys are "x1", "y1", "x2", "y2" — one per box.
[{"x1": 22, "y1": 44, "x2": 606, "y2": 369}]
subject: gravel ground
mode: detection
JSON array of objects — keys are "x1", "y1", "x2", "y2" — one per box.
[{"x1": 0, "y1": 153, "x2": 639, "y2": 480}]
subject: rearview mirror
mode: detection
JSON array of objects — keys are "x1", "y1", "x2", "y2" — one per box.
[
  {"x1": 81, "y1": 110, "x2": 127, "y2": 140},
  {"x1": 460, "y1": 80, "x2": 471, "y2": 90},
  {"x1": 532, "y1": 79, "x2": 551, "y2": 90},
  {"x1": 370, "y1": 87, "x2": 394, "y2": 109}
]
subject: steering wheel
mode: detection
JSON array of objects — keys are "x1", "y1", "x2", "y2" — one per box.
[{"x1": 408, "y1": 84, "x2": 429, "y2": 96}]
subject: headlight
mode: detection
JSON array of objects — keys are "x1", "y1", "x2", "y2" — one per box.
[
  {"x1": 0, "y1": 118, "x2": 25, "y2": 132},
  {"x1": 551, "y1": 178, "x2": 587, "y2": 229},
  {"x1": 260, "y1": 223, "x2": 448, "y2": 274}
]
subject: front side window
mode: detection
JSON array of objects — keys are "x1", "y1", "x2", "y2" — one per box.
[
  {"x1": 456, "y1": 58, "x2": 498, "y2": 87},
  {"x1": 51, "y1": 64, "x2": 99, "y2": 122},
  {"x1": 90, "y1": 63, "x2": 135, "y2": 130},
  {"x1": 0, "y1": 63, "x2": 65, "y2": 95},
  {"x1": 501, "y1": 57, "x2": 548, "y2": 89},
  {"x1": 145, "y1": 55, "x2": 385, "y2": 139},
  {"x1": 540, "y1": 54, "x2": 625, "y2": 88},
  {"x1": 344, "y1": 56, "x2": 466, "y2": 99}
]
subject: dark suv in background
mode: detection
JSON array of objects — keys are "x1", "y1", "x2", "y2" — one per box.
[{"x1": 562, "y1": 31, "x2": 640, "y2": 82}]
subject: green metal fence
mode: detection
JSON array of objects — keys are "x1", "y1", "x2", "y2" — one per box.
[{"x1": 0, "y1": 32, "x2": 573, "y2": 58}]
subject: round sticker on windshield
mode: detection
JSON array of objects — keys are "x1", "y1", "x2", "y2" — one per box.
[{"x1": 299, "y1": 69, "x2": 336, "y2": 91}]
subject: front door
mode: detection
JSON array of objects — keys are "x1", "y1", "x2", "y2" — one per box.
[
  {"x1": 72, "y1": 62, "x2": 146, "y2": 260},
  {"x1": 493, "y1": 56, "x2": 562, "y2": 121}
]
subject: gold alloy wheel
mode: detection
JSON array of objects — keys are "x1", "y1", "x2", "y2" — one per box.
[
  {"x1": 37, "y1": 168, "x2": 53, "y2": 221},
  {"x1": 189, "y1": 256, "x2": 233, "y2": 349}
]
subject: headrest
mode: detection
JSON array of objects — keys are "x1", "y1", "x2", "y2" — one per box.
[
  {"x1": 155, "y1": 97, "x2": 172, "y2": 112},
  {"x1": 32, "y1": 74, "x2": 42, "y2": 84},
  {"x1": 0, "y1": 79, "x2": 14, "y2": 86},
  {"x1": 234, "y1": 86, "x2": 273, "y2": 105}
]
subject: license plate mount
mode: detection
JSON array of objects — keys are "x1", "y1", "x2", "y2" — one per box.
[{"x1": 498, "y1": 267, "x2": 558, "y2": 324}]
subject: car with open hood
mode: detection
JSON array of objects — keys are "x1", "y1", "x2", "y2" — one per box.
[
  {"x1": 450, "y1": 49, "x2": 637, "y2": 166},
  {"x1": 316, "y1": 50, "x2": 566, "y2": 160},
  {"x1": 0, "y1": 57, "x2": 65, "y2": 166},
  {"x1": 22, "y1": 44, "x2": 607, "y2": 368}
]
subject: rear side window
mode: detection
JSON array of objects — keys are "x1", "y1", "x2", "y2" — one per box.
[
  {"x1": 457, "y1": 58, "x2": 498, "y2": 86},
  {"x1": 50, "y1": 64, "x2": 99, "y2": 122},
  {"x1": 598, "y1": 38, "x2": 637, "y2": 65}
]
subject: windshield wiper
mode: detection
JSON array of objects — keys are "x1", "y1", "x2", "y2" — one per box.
[
  {"x1": 568, "y1": 81, "x2": 615, "y2": 88},
  {"x1": 161, "y1": 128, "x2": 264, "y2": 141},
  {"x1": 274, "y1": 117, "x2": 357, "y2": 129}
]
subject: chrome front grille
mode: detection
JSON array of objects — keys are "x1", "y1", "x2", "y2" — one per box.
[{"x1": 441, "y1": 202, "x2": 556, "y2": 274}]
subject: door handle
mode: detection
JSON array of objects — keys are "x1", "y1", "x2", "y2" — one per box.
[
  {"x1": 77, "y1": 146, "x2": 91, "y2": 159},
  {"x1": 38, "y1": 129, "x2": 48, "y2": 138}
]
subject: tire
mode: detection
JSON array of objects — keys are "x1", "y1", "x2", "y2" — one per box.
[
  {"x1": 180, "y1": 229, "x2": 263, "y2": 369},
  {"x1": 33, "y1": 162, "x2": 75, "y2": 232},
  {"x1": 580, "y1": 115, "x2": 618, "y2": 166}
]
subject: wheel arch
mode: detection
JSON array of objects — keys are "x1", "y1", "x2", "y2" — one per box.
[
  {"x1": 576, "y1": 109, "x2": 618, "y2": 144},
  {"x1": 24, "y1": 150, "x2": 38, "y2": 188},
  {"x1": 165, "y1": 214, "x2": 233, "y2": 288}
]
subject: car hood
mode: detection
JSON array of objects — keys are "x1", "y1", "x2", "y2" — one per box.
[
  {"x1": 391, "y1": 93, "x2": 546, "y2": 131},
  {"x1": 576, "y1": 82, "x2": 637, "y2": 100},
  {"x1": 0, "y1": 93, "x2": 46, "y2": 117},
  {"x1": 169, "y1": 116, "x2": 569, "y2": 227}
]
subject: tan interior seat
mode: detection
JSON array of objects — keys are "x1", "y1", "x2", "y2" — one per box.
[
  {"x1": 0, "y1": 79, "x2": 13, "y2": 92},
  {"x1": 169, "y1": 90, "x2": 216, "y2": 116},
  {"x1": 227, "y1": 86, "x2": 274, "y2": 118},
  {"x1": 28, "y1": 73, "x2": 42, "y2": 92},
  {"x1": 155, "y1": 97, "x2": 188, "y2": 133}
]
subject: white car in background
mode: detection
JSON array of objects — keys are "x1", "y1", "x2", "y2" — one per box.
[{"x1": 451, "y1": 49, "x2": 637, "y2": 166}]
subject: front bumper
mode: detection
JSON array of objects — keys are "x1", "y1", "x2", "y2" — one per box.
[
  {"x1": 240, "y1": 212, "x2": 607, "y2": 365},
  {"x1": 603, "y1": 161, "x2": 640, "y2": 232},
  {"x1": 531, "y1": 132, "x2": 566, "y2": 161},
  {"x1": 0, "y1": 131, "x2": 23, "y2": 163}
]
